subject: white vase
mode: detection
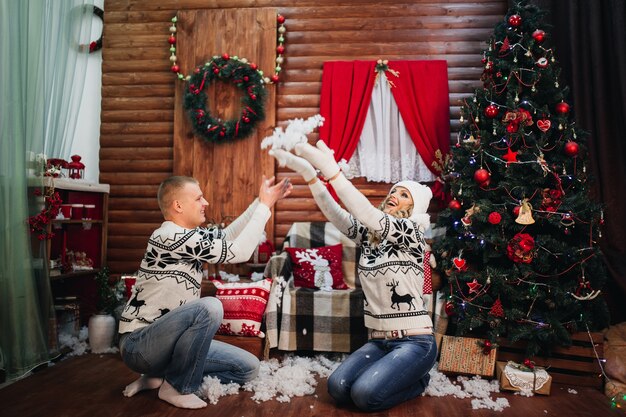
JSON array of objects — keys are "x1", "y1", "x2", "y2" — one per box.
[{"x1": 88, "y1": 314, "x2": 116, "y2": 353}]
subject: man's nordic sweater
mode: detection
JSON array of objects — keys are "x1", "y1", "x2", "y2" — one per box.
[
  {"x1": 119, "y1": 200, "x2": 270, "y2": 334},
  {"x1": 309, "y1": 178, "x2": 432, "y2": 332}
]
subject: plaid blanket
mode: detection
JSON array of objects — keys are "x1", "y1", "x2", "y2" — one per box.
[{"x1": 264, "y1": 222, "x2": 366, "y2": 352}]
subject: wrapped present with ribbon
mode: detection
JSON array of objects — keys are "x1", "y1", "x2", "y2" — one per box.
[
  {"x1": 496, "y1": 361, "x2": 552, "y2": 395},
  {"x1": 438, "y1": 336, "x2": 497, "y2": 377}
]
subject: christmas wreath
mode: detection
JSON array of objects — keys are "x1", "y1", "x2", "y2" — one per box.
[
  {"x1": 87, "y1": 5, "x2": 104, "y2": 53},
  {"x1": 184, "y1": 55, "x2": 267, "y2": 143},
  {"x1": 169, "y1": 14, "x2": 287, "y2": 144}
]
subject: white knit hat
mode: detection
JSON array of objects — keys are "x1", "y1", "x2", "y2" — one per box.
[{"x1": 391, "y1": 180, "x2": 432, "y2": 231}]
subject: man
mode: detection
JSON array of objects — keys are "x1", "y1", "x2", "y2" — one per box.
[{"x1": 119, "y1": 175, "x2": 291, "y2": 409}]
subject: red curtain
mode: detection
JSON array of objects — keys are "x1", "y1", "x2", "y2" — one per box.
[
  {"x1": 318, "y1": 61, "x2": 377, "y2": 165},
  {"x1": 319, "y1": 60, "x2": 450, "y2": 202}
]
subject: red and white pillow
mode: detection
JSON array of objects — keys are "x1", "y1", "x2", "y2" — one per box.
[
  {"x1": 284, "y1": 244, "x2": 348, "y2": 290},
  {"x1": 213, "y1": 278, "x2": 272, "y2": 338}
]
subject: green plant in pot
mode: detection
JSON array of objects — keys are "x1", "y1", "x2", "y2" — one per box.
[{"x1": 89, "y1": 267, "x2": 123, "y2": 353}]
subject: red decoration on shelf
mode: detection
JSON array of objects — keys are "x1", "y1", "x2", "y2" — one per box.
[
  {"x1": 28, "y1": 187, "x2": 62, "y2": 240},
  {"x1": 484, "y1": 104, "x2": 499, "y2": 118},
  {"x1": 555, "y1": 101, "x2": 570, "y2": 114},
  {"x1": 473, "y1": 168, "x2": 490, "y2": 184},
  {"x1": 67, "y1": 155, "x2": 85, "y2": 179},
  {"x1": 532, "y1": 29, "x2": 546, "y2": 43},
  {"x1": 508, "y1": 14, "x2": 522, "y2": 27},
  {"x1": 564, "y1": 141, "x2": 579, "y2": 157}
]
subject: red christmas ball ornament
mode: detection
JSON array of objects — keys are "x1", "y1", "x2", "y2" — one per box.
[
  {"x1": 564, "y1": 141, "x2": 579, "y2": 157},
  {"x1": 474, "y1": 168, "x2": 490, "y2": 184},
  {"x1": 222, "y1": 53, "x2": 230, "y2": 60},
  {"x1": 250, "y1": 63, "x2": 258, "y2": 71},
  {"x1": 168, "y1": 35, "x2": 176, "y2": 45},
  {"x1": 506, "y1": 122, "x2": 519, "y2": 133},
  {"x1": 271, "y1": 74, "x2": 280, "y2": 83},
  {"x1": 484, "y1": 340, "x2": 492, "y2": 348},
  {"x1": 484, "y1": 104, "x2": 499, "y2": 118},
  {"x1": 213, "y1": 68, "x2": 220, "y2": 74},
  {"x1": 488, "y1": 211, "x2": 502, "y2": 225},
  {"x1": 513, "y1": 205, "x2": 521, "y2": 216},
  {"x1": 448, "y1": 199, "x2": 462, "y2": 211},
  {"x1": 444, "y1": 301, "x2": 456, "y2": 317},
  {"x1": 243, "y1": 76, "x2": 249, "y2": 82},
  {"x1": 555, "y1": 101, "x2": 570, "y2": 114},
  {"x1": 508, "y1": 14, "x2": 522, "y2": 27},
  {"x1": 480, "y1": 178, "x2": 491, "y2": 188},
  {"x1": 250, "y1": 94, "x2": 257, "y2": 100},
  {"x1": 533, "y1": 29, "x2": 546, "y2": 43},
  {"x1": 170, "y1": 64, "x2": 180, "y2": 73},
  {"x1": 276, "y1": 45, "x2": 285, "y2": 55},
  {"x1": 277, "y1": 14, "x2": 285, "y2": 24}
]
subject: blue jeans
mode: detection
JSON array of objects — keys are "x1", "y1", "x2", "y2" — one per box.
[
  {"x1": 327, "y1": 334, "x2": 436, "y2": 411},
  {"x1": 119, "y1": 297, "x2": 260, "y2": 394}
]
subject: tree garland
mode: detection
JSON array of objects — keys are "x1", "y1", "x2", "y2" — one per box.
[{"x1": 168, "y1": 14, "x2": 287, "y2": 143}]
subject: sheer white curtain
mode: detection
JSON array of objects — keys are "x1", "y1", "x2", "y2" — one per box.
[{"x1": 347, "y1": 73, "x2": 437, "y2": 183}]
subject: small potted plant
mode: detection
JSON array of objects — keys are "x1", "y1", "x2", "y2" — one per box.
[{"x1": 88, "y1": 267, "x2": 123, "y2": 353}]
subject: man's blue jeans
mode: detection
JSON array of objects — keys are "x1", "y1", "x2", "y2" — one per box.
[
  {"x1": 119, "y1": 297, "x2": 260, "y2": 395},
  {"x1": 327, "y1": 334, "x2": 437, "y2": 411}
]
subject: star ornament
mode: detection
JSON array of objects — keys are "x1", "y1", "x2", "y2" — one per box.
[
  {"x1": 503, "y1": 147, "x2": 518, "y2": 165},
  {"x1": 467, "y1": 279, "x2": 483, "y2": 294}
]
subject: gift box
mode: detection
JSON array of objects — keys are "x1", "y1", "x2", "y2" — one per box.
[
  {"x1": 438, "y1": 335, "x2": 497, "y2": 377},
  {"x1": 496, "y1": 361, "x2": 552, "y2": 395}
]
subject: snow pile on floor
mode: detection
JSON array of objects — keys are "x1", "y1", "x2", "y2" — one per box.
[
  {"x1": 426, "y1": 365, "x2": 510, "y2": 411},
  {"x1": 198, "y1": 355, "x2": 509, "y2": 411},
  {"x1": 57, "y1": 327, "x2": 119, "y2": 357},
  {"x1": 198, "y1": 354, "x2": 343, "y2": 404}
]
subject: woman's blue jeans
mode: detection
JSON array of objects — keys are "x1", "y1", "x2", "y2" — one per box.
[
  {"x1": 119, "y1": 297, "x2": 260, "y2": 395},
  {"x1": 327, "y1": 334, "x2": 437, "y2": 411}
]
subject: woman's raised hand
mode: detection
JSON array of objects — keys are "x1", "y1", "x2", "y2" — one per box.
[
  {"x1": 268, "y1": 149, "x2": 317, "y2": 182},
  {"x1": 294, "y1": 140, "x2": 340, "y2": 180}
]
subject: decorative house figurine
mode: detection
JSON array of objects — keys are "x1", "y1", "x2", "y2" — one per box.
[{"x1": 67, "y1": 155, "x2": 85, "y2": 179}]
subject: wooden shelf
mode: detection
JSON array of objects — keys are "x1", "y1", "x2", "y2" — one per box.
[
  {"x1": 52, "y1": 219, "x2": 104, "y2": 225},
  {"x1": 49, "y1": 268, "x2": 102, "y2": 282}
]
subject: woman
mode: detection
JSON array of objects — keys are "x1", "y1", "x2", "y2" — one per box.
[{"x1": 269, "y1": 141, "x2": 436, "y2": 411}]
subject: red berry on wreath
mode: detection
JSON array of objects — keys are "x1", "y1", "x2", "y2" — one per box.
[
  {"x1": 508, "y1": 14, "x2": 522, "y2": 27},
  {"x1": 271, "y1": 74, "x2": 280, "y2": 83},
  {"x1": 243, "y1": 117, "x2": 250, "y2": 123},
  {"x1": 168, "y1": 35, "x2": 176, "y2": 45},
  {"x1": 474, "y1": 168, "x2": 490, "y2": 184},
  {"x1": 555, "y1": 101, "x2": 570, "y2": 114},
  {"x1": 277, "y1": 15, "x2": 285, "y2": 24},
  {"x1": 484, "y1": 104, "x2": 499, "y2": 118},
  {"x1": 564, "y1": 141, "x2": 579, "y2": 157},
  {"x1": 448, "y1": 199, "x2": 462, "y2": 211},
  {"x1": 250, "y1": 94, "x2": 257, "y2": 100},
  {"x1": 222, "y1": 53, "x2": 230, "y2": 60},
  {"x1": 533, "y1": 29, "x2": 546, "y2": 43},
  {"x1": 171, "y1": 64, "x2": 180, "y2": 73},
  {"x1": 219, "y1": 131, "x2": 225, "y2": 137},
  {"x1": 213, "y1": 68, "x2": 220, "y2": 74},
  {"x1": 243, "y1": 76, "x2": 249, "y2": 82},
  {"x1": 276, "y1": 45, "x2": 285, "y2": 55}
]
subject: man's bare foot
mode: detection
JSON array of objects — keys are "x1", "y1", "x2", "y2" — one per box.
[
  {"x1": 158, "y1": 380, "x2": 207, "y2": 409},
  {"x1": 122, "y1": 375, "x2": 163, "y2": 397}
]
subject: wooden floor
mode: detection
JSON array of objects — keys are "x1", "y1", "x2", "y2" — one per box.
[{"x1": 0, "y1": 353, "x2": 622, "y2": 417}]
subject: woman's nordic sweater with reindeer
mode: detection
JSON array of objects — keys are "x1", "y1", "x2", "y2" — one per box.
[
  {"x1": 119, "y1": 200, "x2": 270, "y2": 334},
  {"x1": 309, "y1": 179, "x2": 432, "y2": 332}
]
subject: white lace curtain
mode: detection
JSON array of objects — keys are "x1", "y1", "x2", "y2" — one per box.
[{"x1": 347, "y1": 73, "x2": 437, "y2": 183}]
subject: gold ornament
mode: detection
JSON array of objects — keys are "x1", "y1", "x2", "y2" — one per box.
[{"x1": 515, "y1": 199, "x2": 535, "y2": 225}]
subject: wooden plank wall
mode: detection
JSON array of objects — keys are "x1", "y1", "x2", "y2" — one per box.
[{"x1": 101, "y1": 0, "x2": 508, "y2": 274}]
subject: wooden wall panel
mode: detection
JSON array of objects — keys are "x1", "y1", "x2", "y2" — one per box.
[{"x1": 101, "y1": 0, "x2": 507, "y2": 273}]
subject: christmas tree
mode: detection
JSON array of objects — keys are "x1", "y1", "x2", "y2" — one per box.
[{"x1": 433, "y1": 0, "x2": 610, "y2": 356}]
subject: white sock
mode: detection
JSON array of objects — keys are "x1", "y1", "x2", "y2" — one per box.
[{"x1": 158, "y1": 380, "x2": 207, "y2": 409}]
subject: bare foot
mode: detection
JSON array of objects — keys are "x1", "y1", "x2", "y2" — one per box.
[
  {"x1": 123, "y1": 375, "x2": 163, "y2": 397},
  {"x1": 158, "y1": 380, "x2": 207, "y2": 409}
]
